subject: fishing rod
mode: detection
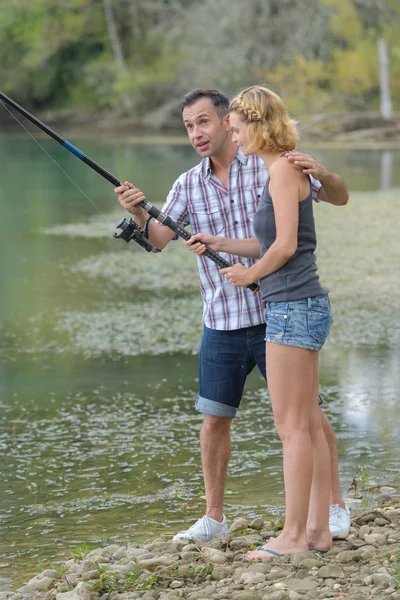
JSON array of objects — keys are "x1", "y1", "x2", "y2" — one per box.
[{"x1": 0, "y1": 91, "x2": 260, "y2": 293}]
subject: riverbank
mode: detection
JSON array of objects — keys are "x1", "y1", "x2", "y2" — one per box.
[
  {"x1": 1, "y1": 107, "x2": 400, "y2": 148},
  {"x1": 5, "y1": 488, "x2": 400, "y2": 600}
]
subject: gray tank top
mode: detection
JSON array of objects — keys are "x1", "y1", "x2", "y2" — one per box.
[{"x1": 253, "y1": 175, "x2": 329, "y2": 304}]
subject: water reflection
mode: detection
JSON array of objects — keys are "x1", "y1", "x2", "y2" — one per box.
[
  {"x1": 338, "y1": 346, "x2": 400, "y2": 434},
  {"x1": 380, "y1": 150, "x2": 393, "y2": 190}
]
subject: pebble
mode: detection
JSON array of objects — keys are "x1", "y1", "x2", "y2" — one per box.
[{"x1": 9, "y1": 496, "x2": 400, "y2": 600}]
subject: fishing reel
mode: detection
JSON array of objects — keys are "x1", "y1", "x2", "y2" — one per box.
[{"x1": 113, "y1": 218, "x2": 161, "y2": 253}]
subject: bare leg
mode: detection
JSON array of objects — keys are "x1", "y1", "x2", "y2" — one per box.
[
  {"x1": 200, "y1": 415, "x2": 232, "y2": 522},
  {"x1": 250, "y1": 343, "x2": 315, "y2": 557},
  {"x1": 321, "y1": 410, "x2": 346, "y2": 508},
  {"x1": 307, "y1": 353, "x2": 332, "y2": 550}
]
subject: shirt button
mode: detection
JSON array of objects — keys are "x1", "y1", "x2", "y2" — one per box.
[
  {"x1": 231, "y1": 199, "x2": 234, "y2": 203},
  {"x1": 257, "y1": 194, "x2": 261, "y2": 198},
  {"x1": 234, "y1": 220, "x2": 238, "y2": 224},
  {"x1": 283, "y1": 315, "x2": 288, "y2": 319}
]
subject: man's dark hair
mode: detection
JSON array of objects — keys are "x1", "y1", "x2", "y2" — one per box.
[{"x1": 179, "y1": 89, "x2": 230, "y2": 119}]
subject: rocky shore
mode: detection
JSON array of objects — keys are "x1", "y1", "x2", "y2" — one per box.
[{"x1": 3, "y1": 489, "x2": 400, "y2": 600}]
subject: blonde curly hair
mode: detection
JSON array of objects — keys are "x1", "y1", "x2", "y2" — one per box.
[{"x1": 229, "y1": 85, "x2": 298, "y2": 154}]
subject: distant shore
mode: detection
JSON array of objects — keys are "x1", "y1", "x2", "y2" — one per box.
[{"x1": 1, "y1": 108, "x2": 400, "y2": 149}]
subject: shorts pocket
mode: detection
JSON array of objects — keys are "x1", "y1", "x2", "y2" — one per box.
[
  {"x1": 265, "y1": 304, "x2": 289, "y2": 340},
  {"x1": 306, "y1": 309, "x2": 332, "y2": 344}
]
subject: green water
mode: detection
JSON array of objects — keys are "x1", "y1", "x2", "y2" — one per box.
[{"x1": 0, "y1": 133, "x2": 400, "y2": 589}]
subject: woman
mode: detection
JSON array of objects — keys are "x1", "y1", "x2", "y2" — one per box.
[{"x1": 186, "y1": 85, "x2": 333, "y2": 558}]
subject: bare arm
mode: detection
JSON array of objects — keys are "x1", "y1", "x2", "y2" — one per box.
[
  {"x1": 220, "y1": 161, "x2": 300, "y2": 287},
  {"x1": 286, "y1": 151, "x2": 349, "y2": 206},
  {"x1": 185, "y1": 233, "x2": 260, "y2": 259}
]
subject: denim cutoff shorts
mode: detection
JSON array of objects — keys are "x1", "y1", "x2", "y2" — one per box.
[{"x1": 264, "y1": 295, "x2": 332, "y2": 351}]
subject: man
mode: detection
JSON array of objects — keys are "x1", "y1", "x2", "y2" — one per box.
[{"x1": 115, "y1": 89, "x2": 351, "y2": 542}]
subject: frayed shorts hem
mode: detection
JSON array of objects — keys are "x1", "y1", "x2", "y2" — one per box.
[{"x1": 195, "y1": 395, "x2": 237, "y2": 418}]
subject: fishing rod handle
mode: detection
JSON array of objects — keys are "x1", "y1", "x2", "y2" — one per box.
[{"x1": 139, "y1": 200, "x2": 259, "y2": 294}]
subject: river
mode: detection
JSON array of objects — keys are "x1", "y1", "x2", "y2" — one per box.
[{"x1": 0, "y1": 133, "x2": 399, "y2": 589}]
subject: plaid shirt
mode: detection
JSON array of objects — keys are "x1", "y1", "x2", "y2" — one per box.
[{"x1": 162, "y1": 150, "x2": 321, "y2": 331}]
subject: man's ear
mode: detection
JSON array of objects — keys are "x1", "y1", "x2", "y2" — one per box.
[{"x1": 223, "y1": 113, "x2": 231, "y2": 131}]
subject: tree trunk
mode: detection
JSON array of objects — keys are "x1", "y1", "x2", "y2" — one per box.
[
  {"x1": 378, "y1": 38, "x2": 393, "y2": 121},
  {"x1": 128, "y1": 0, "x2": 144, "y2": 65},
  {"x1": 103, "y1": 0, "x2": 132, "y2": 110}
]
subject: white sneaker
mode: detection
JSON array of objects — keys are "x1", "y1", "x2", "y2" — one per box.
[
  {"x1": 329, "y1": 503, "x2": 351, "y2": 538},
  {"x1": 172, "y1": 515, "x2": 229, "y2": 542}
]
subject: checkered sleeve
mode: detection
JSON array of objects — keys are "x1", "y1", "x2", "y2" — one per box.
[
  {"x1": 310, "y1": 175, "x2": 322, "y2": 202},
  {"x1": 161, "y1": 176, "x2": 190, "y2": 227}
]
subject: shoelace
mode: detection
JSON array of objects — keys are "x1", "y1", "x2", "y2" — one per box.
[
  {"x1": 329, "y1": 504, "x2": 341, "y2": 521},
  {"x1": 186, "y1": 516, "x2": 212, "y2": 539}
]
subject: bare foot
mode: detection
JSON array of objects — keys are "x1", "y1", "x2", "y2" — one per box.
[
  {"x1": 246, "y1": 532, "x2": 308, "y2": 561},
  {"x1": 307, "y1": 529, "x2": 332, "y2": 553}
]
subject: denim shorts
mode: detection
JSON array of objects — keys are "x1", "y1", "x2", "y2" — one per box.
[
  {"x1": 195, "y1": 324, "x2": 266, "y2": 418},
  {"x1": 264, "y1": 295, "x2": 332, "y2": 351}
]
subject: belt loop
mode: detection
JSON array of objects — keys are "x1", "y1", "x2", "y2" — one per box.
[{"x1": 308, "y1": 297, "x2": 312, "y2": 310}]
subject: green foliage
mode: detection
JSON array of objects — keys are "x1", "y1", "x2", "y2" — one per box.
[
  {"x1": 183, "y1": 564, "x2": 213, "y2": 582},
  {"x1": 71, "y1": 542, "x2": 93, "y2": 561},
  {"x1": 349, "y1": 465, "x2": 371, "y2": 492},
  {"x1": 392, "y1": 554, "x2": 400, "y2": 589},
  {"x1": 35, "y1": 558, "x2": 67, "y2": 578},
  {"x1": 88, "y1": 567, "x2": 158, "y2": 594},
  {"x1": 358, "y1": 467, "x2": 370, "y2": 485},
  {"x1": 254, "y1": 0, "x2": 400, "y2": 115},
  {"x1": 90, "y1": 566, "x2": 118, "y2": 593},
  {"x1": 379, "y1": 551, "x2": 400, "y2": 588},
  {"x1": 0, "y1": 0, "x2": 399, "y2": 118},
  {"x1": 272, "y1": 516, "x2": 285, "y2": 531}
]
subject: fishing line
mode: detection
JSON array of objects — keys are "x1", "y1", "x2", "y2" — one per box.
[
  {"x1": 0, "y1": 99, "x2": 105, "y2": 216},
  {"x1": 0, "y1": 92, "x2": 260, "y2": 291}
]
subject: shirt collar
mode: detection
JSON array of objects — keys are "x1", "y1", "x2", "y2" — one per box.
[{"x1": 201, "y1": 148, "x2": 248, "y2": 181}]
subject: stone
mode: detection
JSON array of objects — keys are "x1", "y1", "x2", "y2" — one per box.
[
  {"x1": 81, "y1": 570, "x2": 99, "y2": 581},
  {"x1": 41, "y1": 570, "x2": 58, "y2": 580},
  {"x1": 358, "y1": 524, "x2": 370, "y2": 537},
  {"x1": 288, "y1": 593, "x2": 302, "y2": 600},
  {"x1": 137, "y1": 555, "x2": 177, "y2": 569},
  {"x1": 298, "y1": 558, "x2": 323, "y2": 569},
  {"x1": 211, "y1": 566, "x2": 231, "y2": 581},
  {"x1": 261, "y1": 592, "x2": 289, "y2": 600},
  {"x1": 239, "y1": 572, "x2": 267, "y2": 585},
  {"x1": 250, "y1": 517, "x2": 264, "y2": 530},
  {"x1": 289, "y1": 551, "x2": 313, "y2": 566},
  {"x1": 247, "y1": 563, "x2": 270, "y2": 574},
  {"x1": 371, "y1": 572, "x2": 394, "y2": 586},
  {"x1": 78, "y1": 560, "x2": 99, "y2": 574},
  {"x1": 347, "y1": 539, "x2": 367, "y2": 550},
  {"x1": 284, "y1": 578, "x2": 318, "y2": 592},
  {"x1": 229, "y1": 535, "x2": 262, "y2": 550},
  {"x1": 18, "y1": 577, "x2": 55, "y2": 594},
  {"x1": 201, "y1": 547, "x2": 227, "y2": 564},
  {"x1": 318, "y1": 565, "x2": 345, "y2": 579},
  {"x1": 364, "y1": 533, "x2": 387, "y2": 546},
  {"x1": 56, "y1": 582, "x2": 97, "y2": 600},
  {"x1": 112, "y1": 547, "x2": 128, "y2": 560},
  {"x1": 232, "y1": 592, "x2": 261, "y2": 600},
  {"x1": 180, "y1": 551, "x2": 200, "y2": 561},
  {"x1": 229, "y1": 518, "x2": 249, "y2": 533}
]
